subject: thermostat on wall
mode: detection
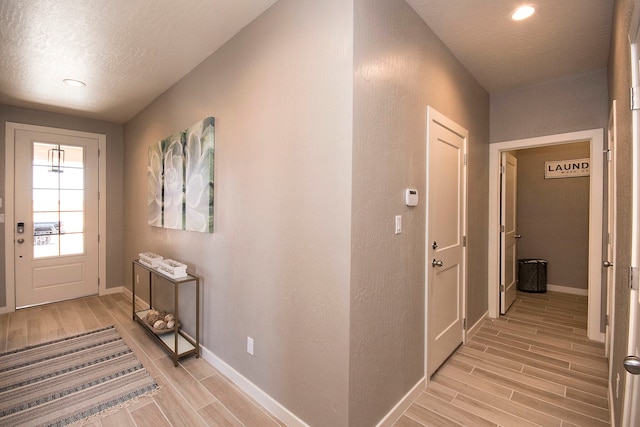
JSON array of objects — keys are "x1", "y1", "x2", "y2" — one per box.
[{"x1": 405, "y1": 189, "x2": 418, "y2": 207}]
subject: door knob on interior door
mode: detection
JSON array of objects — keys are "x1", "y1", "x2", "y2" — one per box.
[
  {"x1": 432, "y1": 259, "x2": 444, "y2": 267},
  {"x1": 514, "y1": 234, "x2": 522, "y2": 239},
  {"x1": 16, "y1": 238, "x2": 24, "y2": 244},
  {"x1": 624, "y1": 355, "x2": 640, "y2": 375},
  {"x1": 603, "y1": 261, "x2": 614, "y2": 268}
]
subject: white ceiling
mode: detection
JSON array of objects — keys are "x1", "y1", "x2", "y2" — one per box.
[
  {"x1": 0, "y1": 0, "x2": 278, "y2": 123},
  {"x1": 405, "y1": 0, "x2": 614, "y2": 93},
  {"x1": 0, "y1": 0, "x2": 614, "y2": 123}
]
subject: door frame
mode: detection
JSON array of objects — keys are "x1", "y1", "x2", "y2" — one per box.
[
  {"x1": 488, "y1": 128, "x2": 604, "y2": 342},
  {"x1": 3, "y1": 122, "x2": 107, "y2": 314},
  {"x1": 424, "y1": 106, "x2": 468, "y2": 379}
]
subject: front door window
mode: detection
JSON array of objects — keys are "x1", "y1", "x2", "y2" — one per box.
[{"x1": 32, "y1": 142, "x2": 85, "y2": 258}]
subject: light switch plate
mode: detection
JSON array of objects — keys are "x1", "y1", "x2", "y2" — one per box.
[{"x1": 395, "y1": 215, "x2": 402, "y2": 234}]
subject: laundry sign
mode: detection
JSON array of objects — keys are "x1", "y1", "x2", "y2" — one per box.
[{"x1": 545, "y1": 158, "x2": 590, "y2": 179}]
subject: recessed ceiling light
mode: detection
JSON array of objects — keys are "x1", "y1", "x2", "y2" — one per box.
[
  {"x1": 63, "y1": 79, "x2": 86, "y2": 87},
  {"x1": 511, "y1": 5, "x2": 536, "y2": 21}
]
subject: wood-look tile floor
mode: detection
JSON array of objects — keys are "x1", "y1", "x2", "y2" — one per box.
[
  {"x1": 0, "y1": 293, "x2": 284, "y2": 427},
  {"x1": 395, "y1": 291, "x2": 610, "y2": 427}
]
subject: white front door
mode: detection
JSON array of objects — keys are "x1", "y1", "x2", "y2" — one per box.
[
  {"x1": 14, "y1": 129, "x2": 100, "y2": 308},
  {"x1": 500, "y1": 152, "x2": 518, "y2": 314},
  {"x1": 426, "y1": 107, "x2": 466, "y2": 378}
]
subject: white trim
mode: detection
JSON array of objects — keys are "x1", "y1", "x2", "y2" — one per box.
[
  {"x1": 545, "y1": 284, "x2": 589, "y2": 296},
  {"x1": 119, "y1": 287, "x2": 309, "y2": 426},
  {"x1": 3, "y1": 122, "x2": 107, "y2": 312},
  {"x1": 376, "y1": 377, "x2": 426, "y2": 427},
  {"x1": 610, "y1": 386, "x2": 617, "y2": 427},
  {"x1": 101, "y1": 285, "x2": 125, "y2": 296},
  {"x1": 467, "y1": 310, "x2": 489, "y2": 339},
  {"x1": 488, "y1": 129, "x2": 604, "y2": 342},
  {"x1": 200, "y1": 345, "x2": 310, "y2": 427}
]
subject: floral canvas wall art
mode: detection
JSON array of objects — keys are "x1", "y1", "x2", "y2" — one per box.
[{"x1": 147, "y1": 117, "x2": 215, "y2": 233}]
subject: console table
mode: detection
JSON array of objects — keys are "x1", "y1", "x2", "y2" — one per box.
[{"x1": 132, "y1": 259, "x2": 200, "y2": 366}]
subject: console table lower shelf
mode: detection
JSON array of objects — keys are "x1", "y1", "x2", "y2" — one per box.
[{"x1": 134, "y1": 309, "x2": 198, "y2": 365}]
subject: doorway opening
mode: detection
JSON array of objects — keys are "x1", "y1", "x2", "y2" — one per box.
[
  {"x1": 488, "y1": 129, "x2": 604, "y2": 342},
  {"x1": 3, "y1": 123, "x2": 107, "y2": 314}
]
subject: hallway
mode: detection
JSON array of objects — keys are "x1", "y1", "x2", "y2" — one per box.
[{"x1": 396, "y1": 291, "x2": 609, "y2": 426}]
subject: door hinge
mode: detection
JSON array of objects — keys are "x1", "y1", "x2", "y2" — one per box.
[
  {"x1": 98, "y1": 234, "x2": 100, "y2": 242},
  {"x1": 462, "y1": 318, "x2": 467, "y2": 329},
  {"x1": 463, "y1": 236, "x2": 467, "y2": 247},
  {"x1": 500, "y1": 225, "x2": 505, "y2": 233},
  {"x1": 500, "y1": 284, "x2": 505, "y2": 292},
  {"x1": 500, "y1": 165, "x2": 506, "y2": 174},
  {"x1": 464, "y1": 154, "x2": 468, "y2": 166},
  {"x1": 605, "y1": 149, "x2": 612, "y2": 162},
  {"x1": 605, "y1": 314, "x2": 609, "y2": 326},
  {"x1": 631, "y1": 87, "x2": 640, "y2": 110},
  {"x1": 630, "y1": 266, "x2": 639, "y2": 290}
]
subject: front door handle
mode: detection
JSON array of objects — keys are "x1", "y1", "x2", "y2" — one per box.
[
  {"x1": 603, "y1": 261, "x2": 613, "y2": 268},
  {"x1": 514, "y1": 234, "x2": 522, "y2": 239},
  {"x1": 624, "y1": 356, "x2": 640, "y2": 375},
  {"x1": 432, "y1": 259, "x2": 444, "y2": 267}
]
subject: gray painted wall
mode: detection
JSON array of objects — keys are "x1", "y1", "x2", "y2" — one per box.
[
  {"x1": 123, "y1": 0, "x2": 490, "y2": 424},
  {"x1": 350, "y1": 0, "x2": 489, "y2": 425},
  {"x1": 514, "y1": 142, "x2": 590, "y2": 290},
  {"x1": 123, "y1": 1, "x2": 352, "y2": 425},
  {"x1": 0, "y1": 105, "x2": 124, "y2": 307},
  {"x1": 607, "y1": 0, "x2": 634, "y2": 422},
  {"x1": 491, "y1": 68, "x2": 608, "y2": 143}
]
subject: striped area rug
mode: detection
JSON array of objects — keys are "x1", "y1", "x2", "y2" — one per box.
[{"x1": 0, "y1": 326, "x2": 158, "y2": 426}]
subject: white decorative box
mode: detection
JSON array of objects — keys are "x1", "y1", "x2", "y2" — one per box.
[
  {"x1": 157, "y1": 259, "x2": 188, "y2": 279},
  {"x1": 139, "y1": 252, "x2": 163, "y2": 268}
]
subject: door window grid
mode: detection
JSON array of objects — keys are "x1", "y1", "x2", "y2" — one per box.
[{"x1": 32, "y1": 142, "x2": 85, "y2": 258}]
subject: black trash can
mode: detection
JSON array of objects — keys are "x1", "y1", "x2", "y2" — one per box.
[{"x1": 517, "y1": 259, "x2": 547, "y2": 292}]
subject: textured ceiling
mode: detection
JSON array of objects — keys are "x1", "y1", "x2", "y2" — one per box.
[
  {"x1": 0, "y1": 1, "x2": 614, "y2": 123},
  {"x1": 405, "y1": 0, "x2": 614, "y2": 93},
  {"x1": 0, "y1": 0, "x2": 277, "y2": 123}
]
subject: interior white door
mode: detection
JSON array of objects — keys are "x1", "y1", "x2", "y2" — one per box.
[
  {"x1": 605, "y1": 101, "x2": 617, "y2": 359},
  {"x1": 427, "y1": 108, "x2": 466, "y2": 378},
  {"x1": 500, "y1": 152, "x2": 518, "y2": 314},
  {"x1": 14, "y1": 129, "x2": 99, "y2": 308},
  {"x1": 624, "y1": 11, "x2": 640, "y2": 425}
]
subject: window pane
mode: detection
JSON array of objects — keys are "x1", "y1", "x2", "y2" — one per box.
[
  {"x1": 33, "y1": 165, "x2": 59, "y2": 189},
  {"x1": 60, "y1": 233, "x2": 83, "y2": 256},
  {"x1": 32, "y1": 142, "x2": 85, "y2": 259},
  {"x1": 59, "y1": 168, "x2": 84, "y2": 190},
  {"x1": 34, "y1": 235, "x2": 59, "y2": 258},
  {"x1": 60, "y1": 212, "x2": 83, "y2": 233},
  {"x1": 60, "y1": 189, "x2": 84, "y2": 211},
  {"x1": 61, "y1": 145, "x2": 84, "y2": 168},
  {"x1": 33, "y1": 189, "x2": 59, "y2": 212}
]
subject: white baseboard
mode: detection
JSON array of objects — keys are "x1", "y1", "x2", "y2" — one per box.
[
  {"x1": 100, "y1": 285, "x2": 125, "y2": 296},
  {"x1": 467, "y1": 311, "x2": 489, "y2": 339},
  {"x1": 609, "y1": 386, "x2": 616, "y2": 426},
  {"x1": 376, "y1": 377, "x2": 426, "y2": 427},
  {"x1": 546, "y1": 284, "x2": 588, "y2": 296},
  {"x1": 200, "y1": 345, "x2": 309, "y2": 427},
  {"x1": 119, "y1": 287, "x2": 306, "y2": 425}
]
